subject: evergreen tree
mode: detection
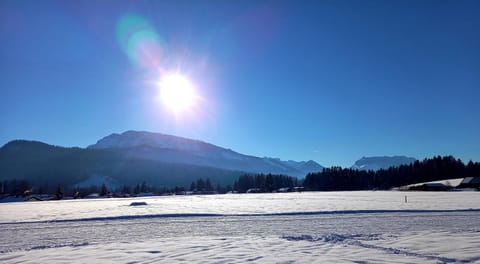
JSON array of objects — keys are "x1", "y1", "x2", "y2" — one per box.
[
  {"x1": 140, "y1": 181, "x2": 148, "y2": 193},
  {"x1": 233, "y1": 181, "x2": 238, "y2": 192},
  {"x1": 0, "y1": 181, "x2": 5, "y2": 195},
  {"x1": 265, "y1": 174, "x2": 274, "y2": 192},
  {"x1": 196, "y1": 178, "x2": 205, "y2": 191},
  {"x1": 205, "y1": 178, "x2": 213, "y2": 192},
  {"x1": 190, "y1": 181, "x2": 196, "y2": 191},
  {"x1": 232, "y1": 174, "x2": 297, "y2": 193},
  {"x1": 122, "y1": 185, "x2": 131, "y2": 195},
  {"x1": 100, "y1": 183, "x2": 108, "y2": 196},
  {"x1": 303, "y1": 155, "x2": 476, "y2": 191},
  {"x1": 133, "y1": 184, "x2": 140, "y2": 194},
  {"x1": 55, "y1": 185, "x2": 63, "y2": 200}
]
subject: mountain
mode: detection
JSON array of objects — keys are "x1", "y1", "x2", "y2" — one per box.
[
  {"x1": 88, "y1": 131, "x2": 323, "y2": 177},
  {"x1": 351, "y1": 156, "x2": 417, "y2": 171},
  {"x1": 0, "y1": 139, "x2": 243, "y2": 193},
  {"x1": 0, "y1": 131, "x2": 323, "y2": 192},
  {"x1": 266, "y1": 158, "x2": 323, "y2": 175}
]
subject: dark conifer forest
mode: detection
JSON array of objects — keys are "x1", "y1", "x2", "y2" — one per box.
[
  {"x1": 2, "y1": 155, "x2": 479, "y2": 198},
  {"x1": 303, "y1": 156, "x2": 480, "y2": 191}
]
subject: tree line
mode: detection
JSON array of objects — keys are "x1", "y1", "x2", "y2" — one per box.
[
  {"x1": 232, "y1": 174, "x2": 299, "y2": 193},
  {"x1": 303, "y1": 156, "x2": 480, "y2": 191},
  {"x1": 2, "y1": 155, "x2": 479, "y2": 199},
  {"x1": 1, "y1": 173, "x2": 299, "y2": 198}
]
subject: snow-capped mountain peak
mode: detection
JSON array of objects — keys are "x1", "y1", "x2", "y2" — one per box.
[
  {"x1": 88, "y1": 131, "x2": 323, "y2": 177},
  {"x1": 351, "y1": 156, "x2": 416, "y2": 171},
  {"x1": 89, "y1": 130, "x2": 210, "y2": 152}
]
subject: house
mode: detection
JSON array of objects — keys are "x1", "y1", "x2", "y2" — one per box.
[
  {"x1": 457, "y1": 177, "x2": 480, "y2": 189},
  {"x1": 246, "y1": 188, "x2": 261, "y2": 193},
  {"x1": 85, "y1": 193, "x2": 100, "y2": 199},
  {"x1": 276, "y1": 187, "x2": 291, "y2": 192},
  {"x1": 408, "y1": 182, "x2": 451, "y2": 191},
  {"x1": 25, "y1": 196, "x2": 43, "y2": 202}
]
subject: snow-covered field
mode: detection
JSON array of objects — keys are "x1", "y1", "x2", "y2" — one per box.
[{"x1": 1, "y1": 192, "x2": 480, "y2": 263}]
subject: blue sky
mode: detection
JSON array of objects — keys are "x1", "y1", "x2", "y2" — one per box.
[{"x1": 1, "y1": 0, "x2": 479, "y2": 167}]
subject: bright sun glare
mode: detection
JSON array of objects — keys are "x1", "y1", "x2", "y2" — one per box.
[{"x1": 158, "y1": 74, "x2": 197, "y2": 114}]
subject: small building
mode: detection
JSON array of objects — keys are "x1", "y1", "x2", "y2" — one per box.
[
  {"x1": 293, "y1": 187, "x2": 305, "y2": 192},
  {"x1": 408, "y1": 183, "x2": 451, "y2": 191},
  {"x1": 246, "y1": 188, "x2": 262, "y2": 193},
  {"x1": 85, "y1": 193, "x2": 100, "y2": 199},
  {"x1": 137, "y1": 192, "x2": 155, "y2": 197},
  {"x1": 276, "y1": 187, "x2": 291, "y2": 192},
  {"x1": 457, "y1": 177, "x2": 480, "y2": 189},
  {"x1": 25, "y1": 196, "x2": 43, "y2": 202}
]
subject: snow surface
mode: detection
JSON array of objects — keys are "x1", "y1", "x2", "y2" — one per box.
[
  {"x1": 1, "y1": 192, "x2": 479, "y2": 263},
  {"x1": 403, "y1": 178, "x2": 465, "y2": 188}
]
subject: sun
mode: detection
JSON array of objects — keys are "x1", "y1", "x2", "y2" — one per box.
[{"x1": 158, "y1": 73, "x2": 197, "y2": 114}]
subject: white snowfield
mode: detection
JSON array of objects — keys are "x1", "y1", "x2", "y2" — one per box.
[{"x1": 1, "y1": 192, "x2": 479, "y2": 263}]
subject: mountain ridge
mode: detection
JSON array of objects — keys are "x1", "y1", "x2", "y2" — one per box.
[
  {"x1": 351, "y1": 156, "x2": 417, "y2": 171},
  {"x1": 0, "y1": 131, "x2": 324, "y2": 192},
  {"x1": 87, "y1": 130, "x2": 324, "y2": 177}
]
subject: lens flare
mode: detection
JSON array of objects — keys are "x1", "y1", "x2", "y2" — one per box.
[
  {"x1": 116, "y1": 14, "x2": 211, "y2": 124},
  {"x1": 116, "y1": 14, "x2": 165, "y2": 69}
]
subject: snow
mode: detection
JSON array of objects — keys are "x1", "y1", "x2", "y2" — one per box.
[
  {"x1": 351, "y1": 156, "x2": 417, "y2": 171},
  {"x1": 1, "y1": 191, "x2": 479, "y2": 223},
  {"x1": 87, "y1": 130, "x2": 323, "y2": 177},
  {"x1": 403, "y1": 178, "x2": 465, "y2": 188},
  {"x1": 284, "y1": 159, "x2": 324, "y2": 172},
  {"x1": 1, "y1": 192, "x2": 479, "y2": 263},
  {"x1": 89, "y1": 131, "x2": 198, "y2": 150}
]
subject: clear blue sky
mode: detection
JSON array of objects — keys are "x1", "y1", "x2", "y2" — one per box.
[{"x1": 1, "y1": 0, "x2": 479, "y2": 167}]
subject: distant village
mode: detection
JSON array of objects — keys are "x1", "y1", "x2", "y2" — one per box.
[
  {"x1": 2, "y1": 156, "x2": 479, "y2": 203},
  {"x1": 1, "y1": 175, "x2": 478, "y2": 203},
  {"x1": 0, "y1": 174, "x2": 305, "y2": 202}
]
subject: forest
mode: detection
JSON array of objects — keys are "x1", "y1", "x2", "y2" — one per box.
[
  {"x1": 303, "y1": 156, "x2": 480, "y2": 191},
  {"x1": 2, "y1": 156, "x2": 479, "y2": 199}
]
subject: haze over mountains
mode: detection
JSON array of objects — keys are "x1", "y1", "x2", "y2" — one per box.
[
  {"x1": 88, "y1": 131, "x2": 324, "y2": 177},
  {"x1": 0, "y1": 130, "x2": 423, "y2": 192},
  {"x1": 0, "y1": 131, "x2": 323, "y2": 191}
]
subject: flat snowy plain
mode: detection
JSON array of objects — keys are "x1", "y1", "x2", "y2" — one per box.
[{"x1": 1, "y1": 191, "x2": 479, "y2": 263}]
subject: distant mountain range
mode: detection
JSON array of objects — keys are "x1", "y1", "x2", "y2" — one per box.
[
  {"x1": 88, "y1": 131, "x2": 324, "y2": 177},
  {"x1": 0, "y1": 131, "x2": 323, "y2": 191},
  {"x1": 351, "y1": 156, "x2": 417, "y2": 171},
  {"x1": 0, "y1": 130, "x2": 423, "y2": 191}
]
